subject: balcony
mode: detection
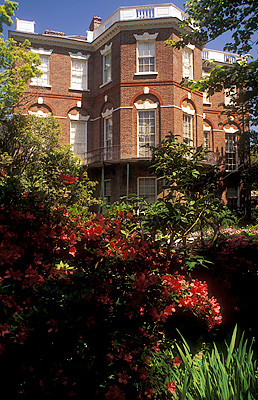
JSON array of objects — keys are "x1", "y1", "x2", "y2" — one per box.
[
  {"x1": 88, "y1": 4, "x2": 187, "y2": 42},
  {"x1": 202, "y1": 49, "x2": 238, "y2": 64},
  {"x1": 85, "y1": 143, "x2": 153, "y2": 165}
]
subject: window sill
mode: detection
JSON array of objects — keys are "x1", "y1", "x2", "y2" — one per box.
[
  {"x1": 203, "y1": 101, "x2": 212, "y2": 105},
  {"x1": 99, "y1": 80, "x2": 112, "y2": 89},
  {"x1": 30, "y1": 83, "x2": 52, "y2": 88},
  {"x1": 69, "y1": 87, "x2": 90, "y2": 92},
  {"x1": 134, "y1": 72, "x2": 158, "y2": 77}
]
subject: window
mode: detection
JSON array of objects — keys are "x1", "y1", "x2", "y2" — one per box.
[
  {"x1": 70, "y1": 121, "x2": 87, "y2": 160},
  {"x1": 138, "y1": 177, "x2": 157, "y2": 203},
  {"x1": 69, "y1": 53, "x2": 90, "y2": 90},
  {"x1": 103, "y1": 52, "x2": 111, "y2": 83},
  {"x1": 134, "y1": 33, "x2": 158, "y2": 74},
  {"x1": 224, "y1": 86, "x2": 237, "y2": 106},
  {"x1": 204, "y1": 131, "x2": 210, "y2": 152},
  {"x1": 104, "y1": 180, "x2": 111, "y2": 204},
  {"x1": 138, "y1": 41, "x2": 155, "y2": 73},
  {"x1": 227, "y1": 186, "x2": 239, "y2": 210},
  {"x1": 182, "y1": 47, "x2": 193, "y2": 79},
  {"x1": 183, "y1": 113, "x2": 193, "y2": 144},
  {"x1": 137, "y1": 110, "x2": 156, "y2": 157},
  {"x1": 104, "y1": 116, "x2": 113, "y2": 160},
  {"x1": 225, "y1": 133, "x2": 237, "y2": 171},
  {"x1": 31, "y1": 48, "x2": 52, "y2": 87},
  {"x1": 100, "y1": 43, "x2": 112, "y2": 85}
]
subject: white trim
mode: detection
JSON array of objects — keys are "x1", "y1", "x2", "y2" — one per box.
[
  {"x1": 224, "y1": 127, "x2": 239, "y2": 134},
  {"x1": 134, "y1": 72, "x2": 158, "y2": 76},
  {"x1": 181, "y1": 105, "x2": 195, "y2": 115},
  {"x1": 28, "y1": 110, "x2": 51, "y2": 117},
  {"x1": 31, "y1": 47, "x2": 53, "y2": 55},
  {"x1": 203, "y1": 125, "x2": 211, "y2": 131},
  {"x1": 160, "y1": 104, "x2": 181, "y2": 110},
  {"x1": 102, "y1": 108, "x2": 113, "y2": 118},
  {"x1": 69, "y1": 52, "x2": 90, "y2": 60},
  {"x1": 134, "y1": 32, "x2": 158, "y2": 41},
  {"x1": 68, "y1": 114, "x2": 90, "y2": 121},
  {"x1": 134, "y1": 101, "x2": 158, "y2": 110},
  {"x1": 100, "y1": 42, "x2": 113, "y2": 55},
  {"x1": 186, "y1": 44, "x2": 195, "y2": 51},
  {"x1": 99, "y1": 80, "x2": 112, "y2": 88}
]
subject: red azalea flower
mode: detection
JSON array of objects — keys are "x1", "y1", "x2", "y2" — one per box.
[{"x1": 167, "y1": 380, "x2": 176, "y2": 394}]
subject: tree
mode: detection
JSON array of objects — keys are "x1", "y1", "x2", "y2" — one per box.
[
  {"x1": 167, "y1": 0, "x2": 258, "y2": 218},
  {"x1": 0, "y1": 1, "x2": 42, "y2": 120},
  {"x1": 0, "y1": 113, "x2": 99, "y2": 211},
  {"x1": 144, "y1": 134, "x2": 234, "y2": 261},
  {"x1": 174, "y1": 0, "x2": 258, "y2": 54}
]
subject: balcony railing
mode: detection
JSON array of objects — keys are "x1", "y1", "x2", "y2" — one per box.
[
  {"x1": 84, "y1": 143, "x2": 154, "y2": 164},
  {"x1": 202, "y1": 48, "x2": 238, "y2": 64},
  {"x1": 82, "y1": 143, "x2": 216, "y2": 166}
]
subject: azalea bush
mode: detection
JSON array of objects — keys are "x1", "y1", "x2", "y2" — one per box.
[
  {"x1": 185, "y1": 227, "x2": 258, "y2": 337},
  {"x1": 0, "y1": 199, "x2": 223, "y2": 399}
]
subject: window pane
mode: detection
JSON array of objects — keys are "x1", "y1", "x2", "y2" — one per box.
[
  {"x1": 225, "y1": 134, "x2": 237, "y2": 171},
  {"x1": 104, "y1": 116, "x2": 113, "y2": 160},
  {"x1": 138, "y1": 177, "x2": 156, "y2": 203},
  {"x1": 183, "y1": 114, "x2": 193, "y2": 142},
  {"x1": 70, "y1": 121, "x2": 87, "y2": 159},
  {"x1": 138, "y1": 40, "x2": 155, "y2": 72},
  {"x1": 71, "y1": 59, "x2": 87, "y2": 90},
  {"x1": 138, "y1": 110, "x2": 156, "y2": 157}
]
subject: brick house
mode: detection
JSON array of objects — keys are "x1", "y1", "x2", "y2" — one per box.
[{"x1": 9, "y1": 3, "x2": 244, "y2": 210}]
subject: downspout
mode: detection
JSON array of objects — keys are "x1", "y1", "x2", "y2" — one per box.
[{"x1": 126, "y1": 162, "x2": 130, "y2": 203}]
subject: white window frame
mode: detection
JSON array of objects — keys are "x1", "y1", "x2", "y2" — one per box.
[
  {"x1": 100, "y1": 43, "x2": 112, "y2": 85},
  {"x1": 182, "y1": 46, "x2": 194, "y2": 79},
  {"x1": 104, "y1": 115, "x2": 113, "y2": 160},
  {"x1": 69, "y1": 52, "x2": 90, "y2": 91},
  {"x1": 182, "y1": 112, "x2": 193, "y2": 145},
  {"x1": 134, "y1": 32, "x2": 158, "y2": 75},
  {"x1": 224, "y1": 127, "x2": 238, "y2": 171},
  {"x1": 30, "y1": 48, "x2": 53, "y2": 87},
  {"x1": 69, "y1": 114, "x2": 90, "y2": 161},
  {"x1": 135, "y1": 101, "x2": 157, "y2": 158},
  {"x1": 137, "y1": 177, "x2": 157, "y2": 204}
]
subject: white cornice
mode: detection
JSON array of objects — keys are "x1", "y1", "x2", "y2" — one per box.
[
  {"x1": 134, "y1": 100, "x2": 158, "y2": 109},
  {"x1": 134, "y1": 32, "x2": 158, "y2": 41},
  {"x1": 100, "y1": 42, "x2": 112, "y2": 55},
  {"x1": 101, "y1": 107, "x2": 113, "y2": 118},
  {"x1": 9, "y1": 16, "x2": 192, "y2": 54}
]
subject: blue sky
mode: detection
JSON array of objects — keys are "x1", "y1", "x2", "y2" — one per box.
[{"x1": 3, "y1": 0, "x2": 257, "y2": 56}]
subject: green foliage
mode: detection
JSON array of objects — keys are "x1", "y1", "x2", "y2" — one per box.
[
  {"x1": 0, "y1": 38, "x2": 42, "y2": 120},
  {"x1": 0, "y1": 113, "x2": 100, "y2": 212},
  {"x1": 146, "y1": 134, "x2": 234, "y2": 259},
  {"x1": 170, "y1": 0, "x2": 258, "y2": 54},
  {"x1": 0, "y1": 1, "x2": 17, "y2": 33},
  {"x1": 149, "y1": 326, "x2": 258, "y2": 399}
]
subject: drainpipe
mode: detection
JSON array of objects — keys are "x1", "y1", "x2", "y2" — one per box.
[
  {"x1": 99, "y1": 161, "x2": 105, "y2": 213},
  {"x1": 126, "y1": 162, "x2": 130, "y2": 203}
]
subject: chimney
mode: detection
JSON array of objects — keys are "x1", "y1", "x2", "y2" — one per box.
[{"x1": 89, "y1": 16, "x2": 102, "y2": 31}]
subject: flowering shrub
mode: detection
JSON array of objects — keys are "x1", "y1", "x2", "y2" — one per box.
[
  {"x1": 0, "y1": 201, "x2": 222, "y2": 399},
  {"x1": 186, "y1": 227, "x2": 258, "y2": 334}
]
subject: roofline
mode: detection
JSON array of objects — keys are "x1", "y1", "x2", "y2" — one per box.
[{"x1": 9, "y1": 15, "x2": 192, "y2": 51}]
